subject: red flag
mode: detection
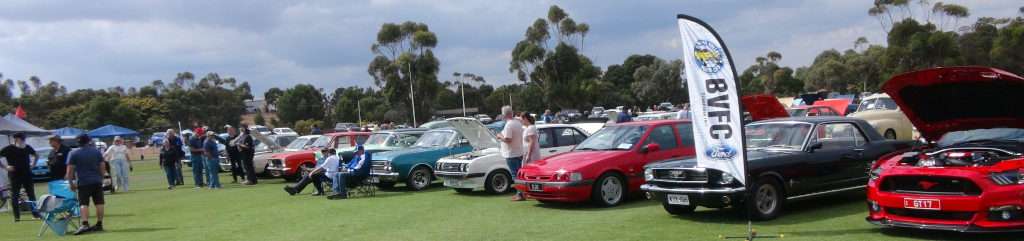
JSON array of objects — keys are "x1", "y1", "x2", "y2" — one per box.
[{"x1": 14, "y1": 105, "x2": 26, "y2": 119}]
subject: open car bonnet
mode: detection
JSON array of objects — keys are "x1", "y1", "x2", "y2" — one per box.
[
  {"x1": 812, "y1": 98, "x2": 852, "y2": 116},
  {"x1": 882, "y1": 66, "x2": 1024, "y2": 141},
  {"x1": 446, "y1": 117, "x2": 499, "y2": 150},
  {"x1": 251, "y1": 132, "x2": 282, "y2": 150},
  {"x1": 741, "y1": 94, "x2": 789, "y2": 121}
]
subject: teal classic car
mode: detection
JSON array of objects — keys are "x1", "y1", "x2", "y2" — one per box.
[
  {"x1": 332, "y1": 128, "x2": 427, "y2": 162},
  {"x1": 371, "y1": 128, "x2": 472, "y2": 190}
]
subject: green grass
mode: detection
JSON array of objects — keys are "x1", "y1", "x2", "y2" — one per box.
[{"x1": 0, "y1": 159, "x2": 1017, "y2": 241}]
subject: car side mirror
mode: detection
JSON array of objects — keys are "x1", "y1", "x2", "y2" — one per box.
[
  {"x1": 641, "y1": 143, "x2": 661, "y2": 154},
  {"x1": 807, "y1": 142, "x2": 823, "y2": 153}
]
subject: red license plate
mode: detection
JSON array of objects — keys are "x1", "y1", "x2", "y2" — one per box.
[{"x1": 903, "y1": 198, "x2": 941, "y2": 210}]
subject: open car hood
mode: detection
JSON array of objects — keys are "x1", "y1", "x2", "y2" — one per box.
[
  {"x1": 250, "y1": 132, "x2": 282, "y2": 150},
  {"x1": 741, "y1": 95, "x2": 789, "y2": 121},
  {"x1": 446, "y1": 117, "x2": 499, "y2": 150},
  {"x1": 882, "y1": 66, "x2": 1024, "y2": 141},
  {"x1": 813, "y1": 98, "x2": 852, "y2": 116}
]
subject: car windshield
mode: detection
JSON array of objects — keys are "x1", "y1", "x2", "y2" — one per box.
[
  {"x1": 363, "y1": 133, "x2": 390, "y2": 146},
  {"x1": 937, "y1": 128, "x2": 1024, "y2": 147},
  {"x1": 857, "y1": 97, "x2": 898, "y2": 112},
  {"x1": 310, "y1": 136, "x2": 331, "y2": 148},
  {"x1": 414, "y1": 131, "x2": 453, "y2": 147},
  {"x1": 286, "y1": 137, "x2": 311, "y2": 149},
  {"x1": 745, "y1": 122, "x2": 812, "y2": 150},
  {"x1": 575, "y1": 125, "x2": 646, "y2": 151}
]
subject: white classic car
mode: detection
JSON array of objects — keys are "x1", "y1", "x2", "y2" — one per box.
[
  {"x1": 848, "y1": 93, "x2": 916, "y2": 140},
  {"x1": 435, "y1": 117, "x2": 589, "y2": 194}
]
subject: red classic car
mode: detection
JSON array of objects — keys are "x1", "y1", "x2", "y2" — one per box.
[
  {"x1": 866, "y1": 66, "x2": 1024, "y2": 232},
  {"x1": 514, "y1": 120, "x2": 695, "y2": 206},
  {"x1": 266, "y1": 131, "x2": 370, "y2": 181}
]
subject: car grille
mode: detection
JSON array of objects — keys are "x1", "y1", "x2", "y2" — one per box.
[
  {"x1": 886, "y1": 207, "x2": 975, "y2": 221},
  {"x1": 880, "y1": 176, "x2": 982, "y2": 196},
  {"x1": 269, "y1": 159, "x2": 283, "y2": 168},
  {"x1": 371, "y1": 161, "x2": 390, "y2": 173},
  {"x1": 437, "y1": 162, "x2": 464, "y2": 173},
  {"x1": 652, "y1": 168, "x2": 708, "y2": 183}
]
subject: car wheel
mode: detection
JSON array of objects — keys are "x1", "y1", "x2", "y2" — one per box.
[
  {"x1": 484, "y1": 170, "x2": 512, "y2": 194},
  {"x1": 662, "y1": 202, "x2": 696, "y2": 215},
  {"x1": 884, "y1": 129, "x2": 897, "y2": 140},
  {"x1": 748, "y1": 177, "x2": 784, "y2": 220},
  {"x1": 298, "y1": 163, "x2": 315, "y2": 178},
  {"x1": 454, "y1": 188, "x2": 473, "y2": 193},
  {"x1": 591, "y1": 173, "x2": 626, "y2": 207},
  {"x1": 406, "y1": 167, "x2": 432, "y2": 191},
  {"x1": 376, "y1": 181, "x2": 396, "y2": 189}
]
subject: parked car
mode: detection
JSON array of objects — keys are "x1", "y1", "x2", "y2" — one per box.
[
  {"x1": 334, "y1": 123, "x2": 359, "y2": 132},
  {"x1": 475, "y1": 114, "x2": 493, "y2": 124},
  {"x1": 514, "y1": 120, "x2": 696, "y2": 206},
  {"x1": 644, "y1": 117, "x2": 912, "y2": 220},
  {"x1": 266, "y1": 131, "x2": 371, "y2": 181},
  {"x1": 371, "y1": 128, "x2": 473, "y2": 190},
  {"x1": 658, "y1": 102, "x2": 676, "y2": 111},
  {"x1": 436, "y1": 118, "x2": 590, "y2": 194},
  {"x1": 273, "y1": 128, "x2": 297, "y2": 135},
  {"x1": 558, "y1": 109, "x2": 582, "y2": 122},
  {"x1": 813, "y1": 98, "x2": 854, "y2": 116},
  {"x1": 149, "y1": 132, "x2": 166, "y2": 146},
  {"x1": 848, "y1": 93, "x2": 915, "y2": 141},
  {"x1": 419, "y1": 120, "x2": 451, "y2": 129},
  {"x1": 31, "y1": 147, "x2": 53, "y2": 181},
  {"x1": 588, "y1": 107, "x2": 606, "y2": 119},
  {"x1": 250, "y1": 125, "x2": 272, "y2": 135},
  {"x1": 866, "y1": 66, "x2": 1024, "y2": 232},
  {"x1": 222, "y1": 134, "x2": 321, "y2": 175},
  {"x1": 788, "y1": 105, "x2": 841, "y2": 117},
  {"x1": 335, "y1": 128, "x2": 425, "y2": 163}
]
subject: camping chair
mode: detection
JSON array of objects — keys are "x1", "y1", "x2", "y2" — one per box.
[
  {"x1": 37, "y1": 181, "x2": 79, "y2": 237},
  {"x1": 348, "y1": 175, "x2": 378, "y2": 198}
]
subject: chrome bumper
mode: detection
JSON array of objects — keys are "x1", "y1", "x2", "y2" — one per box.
[{"x1": 641, "y1": 184, "x2": 745, "y2": 194}]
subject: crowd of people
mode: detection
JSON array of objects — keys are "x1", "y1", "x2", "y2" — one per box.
[{"x1": 157, "y1": 124, "x2": 258, "y2": 190}]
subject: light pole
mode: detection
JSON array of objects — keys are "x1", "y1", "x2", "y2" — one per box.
[
  {"x1": 461, "y1": 73, "x2": 473, "y2": 117},
  {"x1": 408, "y1": 62, "x2": 417, "y2": 128},
  {"x1": 357, "y1": 100, "x2": 362, "y2": 124}
]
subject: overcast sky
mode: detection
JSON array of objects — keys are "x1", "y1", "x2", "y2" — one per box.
[{"x1": 0, "y1": 0, "x2": 1019, "y2": 96}]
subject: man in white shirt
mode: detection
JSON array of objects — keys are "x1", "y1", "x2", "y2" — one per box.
[
  {"x1": 283, "y1": 148, "x2": 339, "y2": 196},
  {"x1": 494, "y1": 105, "x2": 525, "y2": 201},
  {"x1": 328, "y1": 145, "x2": 371, "y2": 200}
]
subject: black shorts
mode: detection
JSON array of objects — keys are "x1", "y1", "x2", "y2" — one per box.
[{"x1": 77, "y1": 184, "x2": 105, "y2": 205}]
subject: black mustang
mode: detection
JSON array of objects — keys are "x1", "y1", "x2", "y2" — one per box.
[{"x1": 642, "y1": 116, "x2": 914, "y2": 220}]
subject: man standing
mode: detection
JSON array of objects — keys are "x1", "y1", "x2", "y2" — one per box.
[
  {"x1": 310, "y1": 124, "x2": 322, "y2": 135},
  {"x1": 187, "y1": 132, "x2": 206, "y2": 188},
  {"x1": 67, "y1": 134, "x2": 107, "y2": 235},
  {"x1": 224, "y1": 125, "x2": 243, "y2": 183},
  {"x1": 542, "y1": 109, "x2": 556, "y2": 124},
  {"x1": 237, "y1": 125, "x2": 257, "y2": 185},
  {"x1": 0, "y1": 133, "x2": 40, "y2": 221},
  {"x1": 494, "y1": 106, "x2": 525, "y2": 201},
  {"x1": 203, "y1": 131, "x2": 221, "y2": 189},
  {"x1": 48, "y1": 135, "x2": 72, "y2": 181}
]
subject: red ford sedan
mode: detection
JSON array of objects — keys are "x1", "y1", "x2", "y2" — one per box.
[
  {"x1": 515, "y1": 120, "x2": 695, "y2": 206},
  {"x1": 867, "y1": 66, "x2": 1024, "y2": 232}
]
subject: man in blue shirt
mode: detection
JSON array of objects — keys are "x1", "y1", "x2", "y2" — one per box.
[
  {"x1": 329, "y1": 145, "x2": 371, "y2": 200},
  {"x1": 67, "y1": 134, "x2": 107, "y2": 235},
  {"x1": 187, "y1": 132, "x2": 206, "y2": 188},
  {"x1": 203, "y1": 131, "x2": 221, "y2": 189}
]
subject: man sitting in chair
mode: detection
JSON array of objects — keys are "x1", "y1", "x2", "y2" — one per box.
[
  {"x1": 283, "y1": 148, "x2": 335, "y2": 196},
  {"x1": 328, "y1": 145, "x2": 371, "y2": 200}
]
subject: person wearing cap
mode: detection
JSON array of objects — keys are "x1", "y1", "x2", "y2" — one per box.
[
  {"x1": 104, "y1": 136, "x2": 132, "y2": 192},
  {"x1": 186, "y1": 131, "x2": 206, "y2": 188},
  {"x1": 203, "y1": 131, "x2": 221, "y2": 189},
  {"x1": 328, "y1": 145, "x2": 372, "y2": 200},
  {"x1": 66, "y1": 134, "x2": 107, "y2": 235},
  {"x1": 48, "y1": 135, "x2": 72, "y2": 180},
  {"x1": 283, "y1": 148, "x2": 335, "y2": 196},
  {"x1": 0, "y1": 132, "x2": 40, "y2": 221}
]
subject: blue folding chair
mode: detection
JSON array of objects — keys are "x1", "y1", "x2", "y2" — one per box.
[{"x1": 36, "y1": 181, "x2": 80, "y2": 237}]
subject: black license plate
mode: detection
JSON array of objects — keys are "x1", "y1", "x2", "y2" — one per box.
[{"x1": 529, "y1": 183, "x2": 543, "y2": 192}]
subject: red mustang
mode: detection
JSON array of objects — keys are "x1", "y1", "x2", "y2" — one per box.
[
  {"x1": 515, "y1": 120, "x2": 695, "y2": 206},
  {"x1": 867, "y1": 66, "x2": 1024, "y2": 232}
]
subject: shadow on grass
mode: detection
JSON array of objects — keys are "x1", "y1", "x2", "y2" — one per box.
[
  {"x1": 112, "y1": 227, "x2": 175, "y2": 233},
  {"x1": 530, "y1": 197, "x2": 659, "y2": 212},
  {"x1": 669, "y1": 190, "x2": 868, "y2": 225}
]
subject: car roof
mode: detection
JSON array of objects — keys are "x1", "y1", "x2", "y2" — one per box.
[
  {"x1": 751, "y1": 116, "x2": 862, "y2": 124},
  {"x1": 377, "y1": 128, "x2": 428, "y2": 134},
  {"x1": 535, "y1": 123, "x2": 581, "y2": 129},
  {"x1": 325, "y1": 131, "x2": 371, "y2": 137},
  {"x1": 613, "y1": 119, "x2": 690, "y2": 126}
]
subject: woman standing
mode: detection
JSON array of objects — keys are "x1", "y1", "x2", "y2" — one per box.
[
  {"x1": 105, "y1": 136, "x2": 132, "y2": 192},
  {"x1": 521, "y1": 113, "x2": 541, "y2": 165}
]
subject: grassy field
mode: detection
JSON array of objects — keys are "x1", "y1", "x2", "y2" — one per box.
[{"x1": 0, "y1": 159, "x2": 1017, "y2": 241}]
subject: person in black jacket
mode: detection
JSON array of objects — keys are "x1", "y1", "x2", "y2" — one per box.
[
  {"x1": 237, "y1": 125, "x2": 257, "y2": 185},
  {"x1": 0, "y1": 133, "x2": 40, "y2": 221},
  {"x1": 224, "y1": 125, "x2": 244, "y2": 183},
  {"x1": 48, "y1": 135, "x2": 72, "y2": 180}
]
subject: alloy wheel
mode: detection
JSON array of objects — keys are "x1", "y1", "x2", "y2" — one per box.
[
  {"x1": 756, "y1": 184, "x2": 778, "y2": 215},
  {"x1": 601, "y1": 176, "x2": 622, "y2": 204}
]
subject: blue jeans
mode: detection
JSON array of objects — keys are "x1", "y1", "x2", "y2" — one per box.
[
  {"x1": 163, "y1": 165, "x2": 178, "y2": 187},
  {"x1": 111, "y1": 159, "x2": 130, "y2": 191},
  {"x1": 506, "y1": 156, "x2": 523, "y2": 195},
  {"x1": 332, "y1": 173, "x2": 347, "y2": 195},
  {"x1": 205, "y1": 156, "x2": 221, "y2": 188},
  {"x1": 190, "y1": 155, "x2": 205, "y2": 187}
]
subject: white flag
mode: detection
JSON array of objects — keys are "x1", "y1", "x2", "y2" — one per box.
[{"x1": 677, "y1": 15, "x2": 747, "y2": 185}]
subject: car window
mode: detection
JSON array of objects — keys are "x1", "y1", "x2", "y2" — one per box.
[
  {"x1": 812, "y1": 123, "x2": 867, "y2": 150},
  {"x1": 538, "y1": 128, "x2": 554, "y2": 148},
  {"x1": 643, "y1": 125, "x2": 678, "y2": 150},
  {"x1": 355, "y1": 135, "x2": 368, "y2": 145},
  {"x1": 555, "y1": 128, "x2": 579, "y2": 147},
  {"x1": 571, "y1": 128, "x2": 587, "y2": 144},
  {"x1": 335, "y1": 136, "x2": 351, "y2": 148},
  {"x1": 675, "y1": 123, "x2": 694, "y2": 147}
]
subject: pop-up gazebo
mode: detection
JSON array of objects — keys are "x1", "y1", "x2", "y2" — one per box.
[{"x1": 87, "y1": 124, "x2": 140, "y2": 138}]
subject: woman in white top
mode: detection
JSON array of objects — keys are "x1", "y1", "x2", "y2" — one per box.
[
  {"x1": 521, "y1": 113, "x2": 541, "y2": 164},
  {"x1": 105, "y1": 136, "x2": 133, "y2": 192}
]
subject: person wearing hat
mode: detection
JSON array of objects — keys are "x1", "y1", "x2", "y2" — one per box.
[
  {"x1": 104, "y1": 136, "x2": 132, "y2": 192},
  {"x1": 283, "y1": 147, "x2": 335, "y2": 196},
  {"x1": 48, "y1": 135, "x2": 72, "y2": 181},
  {"x1": 203, "y1": 131, "x2": 221, "y2": 189},
  {"x1": 0, "y1": 132, "x2": 40, "y2": 221},
  {"x1": 328, "y1": 145, "x2": 372, "y2": 200},
  {"x1": 66, "y1": 134, "x2": 107, "y2": 235}
]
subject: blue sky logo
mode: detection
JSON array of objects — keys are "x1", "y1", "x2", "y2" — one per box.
[{"x1": 693, "y1": 39, "x2": 725, "y2": 74}]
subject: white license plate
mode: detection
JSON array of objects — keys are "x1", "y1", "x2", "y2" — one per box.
[
  {"x1": 667, "y1": 194, "x2": 690, "y2": 205},
  {"x1": 903, "y1": 198, "x2": 940, "y2": 210},
  {"x1": 444, "y1": 179, "x2": 461, "y2": 186},
  {"x1": 528, "y1": 183, "x2": 543, "y2": 192}
]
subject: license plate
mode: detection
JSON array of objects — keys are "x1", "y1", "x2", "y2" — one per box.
[
  {"x1": 444, "y1": 179, "x2": 460, "y2": 186},
  {"x1": 667, "y1": 194, "x2": 690, "y2": 205},
  {"x1": 528, "y1": 183, "x2": 543, "y2": 192},
  {"x1": 903, "y1": 198, "x2": 940, "y2": 210}
]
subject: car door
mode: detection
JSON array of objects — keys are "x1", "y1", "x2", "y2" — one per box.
[{"x1": 805, "y1": 122, "x2": 869, "y2": 191}]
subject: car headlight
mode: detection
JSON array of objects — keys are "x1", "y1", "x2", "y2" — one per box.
[
  {"x1": 644, "y1": 169, "x2": 654, "y2": 181},
  {"x1": 719, "y1": 172, "x2": 734, "y2": 185},
  {"x1": 990, "y1": 169, "x2": 1024, "y2": 185},
  {"x1": 460, "y1": 163, "x2": 468, "y2": 172}
]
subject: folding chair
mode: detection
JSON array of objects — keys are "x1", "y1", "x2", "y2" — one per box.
[
  {"x1": 347, "y1": 176, "x2": 378, "y2": 198},
  {"x1": 36, "y1": 194, "x2": 79, "y2": 237}
]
